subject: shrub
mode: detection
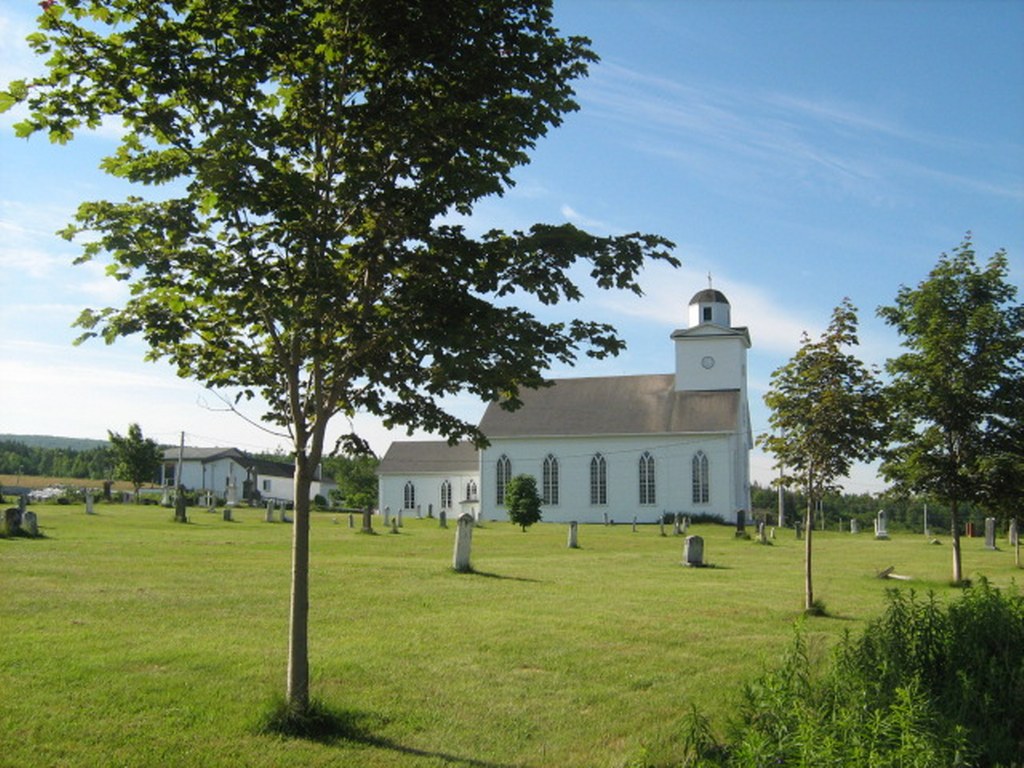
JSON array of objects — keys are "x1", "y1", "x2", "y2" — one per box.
[{"x1": 685, "y1": 581, "x2": 1024, "y2": 766}]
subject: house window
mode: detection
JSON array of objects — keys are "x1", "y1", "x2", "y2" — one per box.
[
  {"x1": 692, "y1": 451, "x2": 709, "y2": 504},
  {"x1": 465, "y1": 479, "x2": 478, "y2": 502},
  {"x1": 496, "y1": 455, "x2": 511, "y2": 505},
  {"x1": 639, "y1": 451, "x2": 656, "y2": 505},
  {"x1": 262, "y1": 479, "x2": 271, "y2": 492},
  {"x1": 403, "y1": 481, "x2": 416, "y2": 509},
  {"x1": 542, "y1": 454, "x2": 559, "y2": 505},
  {"x1": 590, "y1": 453, "x2": 607, "y2": 505},
  {"x1": 440, "y1": 480, "x2": 452, "y2": 509}
]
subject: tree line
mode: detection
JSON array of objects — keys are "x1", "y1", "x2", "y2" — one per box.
[{"x1": 0, "y1": 440, "x2": 114, "y2": 480}]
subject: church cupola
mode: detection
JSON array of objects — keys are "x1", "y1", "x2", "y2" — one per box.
[{"x1": 688, "y1": 288, "x2": 731, "y2": 328}]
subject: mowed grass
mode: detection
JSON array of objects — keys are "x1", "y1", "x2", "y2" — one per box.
[{"x1": 2, "y1": 505, "x2": 1019, "y2": 767}]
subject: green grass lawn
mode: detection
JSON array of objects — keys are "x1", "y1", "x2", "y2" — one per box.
[{"x1": 2, "y1": 505, "x2": 1019, "y2": 767}]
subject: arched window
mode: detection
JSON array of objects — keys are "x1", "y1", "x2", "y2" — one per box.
[
  {"x1": 403, "y1": 481, "x2": 416, "y2": 509},
  {"x1": 465, "y1": 479, "x2": 478, "y2": 502},
  {"x1": 440, "y1": 480, "x2": 452, "y2": 509},
  {"x1": 692, "y1": 451, "x2": 709, "y2": 504},
  {"x1": 496, "y1": 455, "x2": 511, "y2": 505},
  {"x1": 542, "y1": 454, "x2": 559, "y2": 505},
  {"x1": 639, "y1": 451, "x2": 656, "y2": 505},
  {"x1": 590, "y1": 453, "x2": 607, "y2": 505}
]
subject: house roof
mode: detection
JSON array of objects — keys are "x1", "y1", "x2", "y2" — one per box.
[
  {"x1": 377, "y1": 441, "x2": 479, "y2": 475},
  {"x1": 162, "y1": 447, "x2": 247, "y2": 463},
  {"x1": 478, "y1": 374, "x2": 741, "y2": 438}
]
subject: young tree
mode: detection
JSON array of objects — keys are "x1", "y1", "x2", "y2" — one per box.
[
  {"x1": 4, "y1": 1, "x2": 676, "y2": 715},
  {"x1": 878, "y1": 236, "x2": 1023, "y2": 584},
  {"x1": 107, "y1": 423, "x2": 163, "y2": 503},
  {"x1": 505, "y1": 474, "x2": 543, "y2": 531},
  {"x1": 759, "y1": 298, "x2": 886, "y2": 612}
]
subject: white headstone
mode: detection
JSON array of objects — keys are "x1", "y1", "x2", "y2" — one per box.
[
  {"x1": 567, "y1": 520, "x2": 579, "y2": 549},
  {"x1": 453, "y1": 513, "x2": 474, "y2": 572},
  {"x1": 683, "y1": 535, "x2": 704, "y2": 567},
  {"x1": 226, "y1": 477, "x2": 238, "y2": 506},
  {"x1": 85, "y1": 491, "x2": 95, "y2": 515},
  {"x1": 985, "y1": 517, "x2": 996, "y2": 550},
  {"x1": 875, "y1": 509, "x2": 889, "y2": 539},
  {"x1": 1009, "y1": 518, "x2": 1019, "y2": 547},
  {"x1": 850, "y1": 519, "x2": 860, "y2": 534}
]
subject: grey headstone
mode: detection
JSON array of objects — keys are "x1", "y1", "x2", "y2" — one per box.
[
  {"x1": 735, "y1": 509, "x2": 746, "y2": 533},
  {"x1": 683, "y1": 535, "x2": 704, "y2": 567},
  {"x1": 850, "y1": 519, "x2": 860, "y2": 534},
  {"x1": 1009, "y1": 518, "x2": 1019, "y2": 547},
  {"x1": 875, "y1": 509, "x2": 889, "y2": 539},
  {"x1": 222, "y1": 508, "x2": 232, "y2": 522},
  {"x1": 265, "y1": 502, "x2": 274, "y2": 522},
  {"x1": 985, "y1": 517, "x2": 996, "y2": 550},
  {"x1": 383, "y1": 506, "x2": 391, "y2": 525},
  {"x1": 5, "y1": 508, "x2": 23, "y2": 536},
  {"x1": 348, "y1": 513, "x2": 354, "y2": 529},
  {"x1": 397, "y1": 508, "x2": 404, "y2": 528},
  {"x1": 567, "y1": 520, "x2": 579, "y2": 549},
  {"x1": 361, "y1": 507, "x2": 373, "y2": 534},
  {"x1": 439, "y1": 510, "x2": 447, "y2": 528},
  {"x1": 390, "y1": 517, "x2": 399, "y2": 534},
  {"x1": 22, "y1": 510, "x2": 38, "y2": 536},
  {"x1": 85, "y1": 491, "x2": 95, "y2": 515},
  {"x1": 453, "y1": 513, "x2": 474, "y2": 572}
]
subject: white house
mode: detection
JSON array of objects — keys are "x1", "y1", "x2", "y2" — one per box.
[
  {"x1": 377, "y1": 287, "x2": 752, "y2": 524},
  {"x1": 162, "y1": 447, "x2": 336, "y2": 506}
]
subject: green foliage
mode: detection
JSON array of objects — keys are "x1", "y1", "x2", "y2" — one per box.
[
  {"x1": 687, "y1": 582, "x2": 1024, "y2": 767},
  {"x1": 504, "y1": 473, "x2": 542, "y2": 531},
  {"x1": 107, "y1": 423, "x2": 163, "y2": 501},
  {"x1": 879, "y1": 235, "x2": 1024, "y2": 580},
  {"x1": 0, "y1": 439, "x2": 112, "y2": 480},
  {"x1": 322, "y1": 453, "x2": 379, "y2": 511}
]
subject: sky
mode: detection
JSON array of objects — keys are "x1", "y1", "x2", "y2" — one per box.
[{"x1": 1, "y1": 0, "x2": 1022, "y2": 494}]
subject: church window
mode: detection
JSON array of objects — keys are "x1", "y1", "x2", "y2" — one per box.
[
  {"x1": 692, "y1": 451, "x2": 709, "y2": 504},
  {"x1": 590, "y1": 453, "x2": 607, "y2": 505},
  {"x1": 465, "y1": 479, "x2": 478, "y2": 502},
  {"x1": 496, "y1": 455, "x2": 511, "y2": 505},
  {"x1": 403, "y1": 481, "x2": 416, "y2": 509},
  {"x1": 440, "y1": 480, "x2": 452, "y2": 509},
  {"x1": 702, "y1": 306, "x2": 712, "y2": 322},
  {"x1": 542, "y1": 454, "x2": 559, "y2": 505},
  {"x1": 639, "y1": 451, "x2": 656, "y2": 505}
]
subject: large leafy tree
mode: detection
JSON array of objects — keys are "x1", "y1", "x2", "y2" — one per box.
[
  {"x1": 760, "y1": 298, "x2": 886, "y2": 612},
  {"x1": 878, "y1": 237, "x2": 1023, "y2": 584},
  {"x1": 3, "y1": 0, "x2": 676, "y2": 715},
  {"x1": 107, "y1": 423, "x2": 162, "y2": 502}
]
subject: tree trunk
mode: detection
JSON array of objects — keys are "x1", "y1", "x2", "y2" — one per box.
[
  {"x1": 286, "y1": 454, "x2": 312, "y2": 713},
  {"x1": 950, "y1": 497, "x2": 962, "y2": 585},
  {"x1": 804, "y1": 495, "x2": 814, "y2": 612}
]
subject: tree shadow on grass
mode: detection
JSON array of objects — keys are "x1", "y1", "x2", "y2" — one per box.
[
  {"x1": 258, "y1": 701, "x2": 520, "y2": 768},
  {"x1": 464, "y1": 569, "x2": 542, "y2": 583}
]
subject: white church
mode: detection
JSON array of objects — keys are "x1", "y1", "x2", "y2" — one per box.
[{"x1": 377, "y1": 287, "x2": 752, "y2": 524}]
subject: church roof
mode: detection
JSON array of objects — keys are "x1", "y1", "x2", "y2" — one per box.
[
  {"x1": 479, "y1": 374, "x2": 740, "y2": 438},
  {"x1": 377, "y1": 440, "x2": 479, "y2": 474}
]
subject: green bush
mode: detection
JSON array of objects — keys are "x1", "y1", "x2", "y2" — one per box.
[{"x1": 686, "y1": 581, "x2": 1024, "y2": 766}]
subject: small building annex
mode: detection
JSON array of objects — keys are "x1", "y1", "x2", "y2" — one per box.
[{"x1": 377, "y1": 287, "x2": 752, "y2": 524}]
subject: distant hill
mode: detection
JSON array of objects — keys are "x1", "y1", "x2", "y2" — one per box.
[{"x1": 0, "y1": 434, "x2": 110, "y2": 451}]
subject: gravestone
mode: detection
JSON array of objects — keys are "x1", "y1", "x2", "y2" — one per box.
[
  {"x1": 985, "y1": 517, "x2": 996, "y2": 550},
  {"x1": 735, "y1": 509, "x2": 746, "y2": 535},
  {"x1": 659, "y1": 517, "x2": 666, "y2": 537},
  {"x1": 672, "y1": 515, "x2": 682, "y2": 536},
  {"x1": 850, "y1": 519, "x2": 860, "y2": 534},
  {"x1": 226, "y1": 477, "x2": 238, "y2": 507},
  {"x1": 397, "y1": 509, "x2": 404, "y2": 528},
  {"x1": 222, "y1": 508, "x2": 232, "y2": 522},
  {"x1": 452, "y1": 513, "x2": 474, "y2": 572},
  {"x1": 416, "y1": 504, "x2": 422, "y2": 519},
  {"x1": 281, "y1": 509, "x2": 292, "y2": 523},
  {"x1": 757, "y1": 521, "x2": 766, "y2": 544},
  {"x1": 681, "y1": 516, "x2": 689, "y2": 535},
  {"x1": 875, "y1": 509, "x2": 889, "y2": 540},
  {"x1": 439, "y1": 510, "x2": 447, "y2": 529},
  {"x1": 361, "y1": 507, "x2": 373, "y2": 534},
  {"x1": 769, "y1": 526, "x2": 776, "y2": 540},
  {"x1": 348, "y1": 513, "x2": 354, "y2": 529},
  {"x1": 603, "y1": 512, "x2": 609, "y2": 526},
  {"x1": 174, "y1": 486, "x2": 188, "y2": 523},
  {"x1": 383, "y1": 506, "x2": 390, "y2": 525},
  {"x1": 427, "y1": 503, "x2": 433, "y2": 519},
  {"x1": 1009, "y1": 518, "x2": 1019, "y2": 547},
  {"x1": 19, "y1": 494, "x2": 27, "y2": 514},
  {"x1": 682, "y1": 535, "x2": 704, "y2": 567},
  {"x1": 85, "y1": 490, "x2": 95, "y2": 515},
  {"x1": 22, "y1": 510, "x2": 38, "y2": 537},
  {"x1": 632, "y1": 516, "x2": 637, "y2": 533},
  {"x1": 390, "y1": 518, "x2": 399, "y2": 534},
  {"x1": 160, "y1": 488, "x2": 171, "y2": 506},
  {"x1": 567, "y1": 520, "x2": 579, "y2": 549},
  {"x1": 265, "y1": 501, "x2": 274, "y2": 522},
  {"x1": 4, "y1": 508, "x2": 22, "y2": 536}
]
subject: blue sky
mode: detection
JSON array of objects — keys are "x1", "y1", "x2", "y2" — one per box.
[{"x1": 1, "y1": 0, "x2": 1021, "y2": 494}]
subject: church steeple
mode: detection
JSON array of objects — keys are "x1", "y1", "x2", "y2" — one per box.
[
  {"x1": 672, "y1": 283, "x2": 750, "y2": 393},
  {"x1": 687, "y1": 287, "x2": 731, "y2": 328}
]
